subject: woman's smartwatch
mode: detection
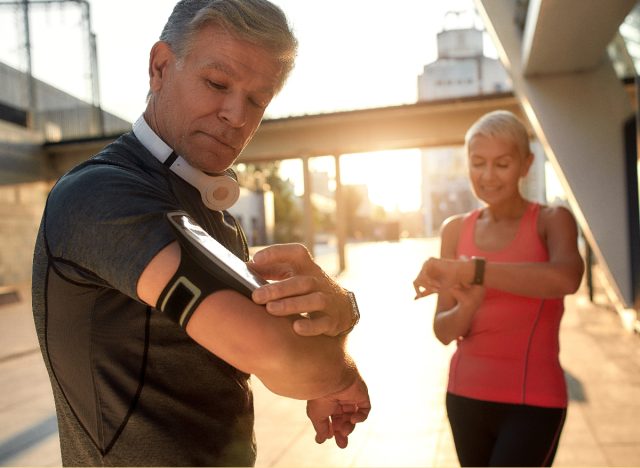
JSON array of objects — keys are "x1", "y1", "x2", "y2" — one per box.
[{"x1": 471, "y1": 256, "x2": 486, "y2": 286}]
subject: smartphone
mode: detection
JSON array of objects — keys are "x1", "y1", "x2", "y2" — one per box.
[{"x1": 165, "y1": 211, "x2": 268, "y2": 298}]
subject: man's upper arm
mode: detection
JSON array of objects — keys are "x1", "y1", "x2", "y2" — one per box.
[
  {"x1": 45, "y1": 163, "x2": 177, "y2": 299},
  {"x1": 137, "y1": 241, "x2": 181, "y2": 308},
  {"x1": 136, "y1": 240, "x2": 272, "y2": 373}
]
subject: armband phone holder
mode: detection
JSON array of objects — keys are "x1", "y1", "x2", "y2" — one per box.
[
  {"x1": 157, "y1": 211, "x2": 268, "y2": 327},
  {"x1": 166, "y1": 211, "x2": 268, "y2": 298}
]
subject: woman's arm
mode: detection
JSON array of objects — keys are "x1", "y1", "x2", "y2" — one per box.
[
  {"x1": 416, "y1": 206, "x2": 584, "y2": 299},
  {"x1": 419, "y1": 216, "x2": 485, "y2": 345}
]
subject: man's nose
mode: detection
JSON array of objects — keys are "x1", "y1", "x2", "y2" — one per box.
[{"x1": 218, "y1": 95, "x2": 248, "y2": 128}]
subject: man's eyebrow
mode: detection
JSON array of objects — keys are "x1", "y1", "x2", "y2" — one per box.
[
  {"x1": 202, "y1": 61, "x2": 239, "y2": 79},
  {"x1": 202, "y1": 61, "x2": 276, "y2": 95}
]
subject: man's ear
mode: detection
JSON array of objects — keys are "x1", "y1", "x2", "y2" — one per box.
[{"x1": 149, "y1": 41, "x2": 173, "y2": 93}]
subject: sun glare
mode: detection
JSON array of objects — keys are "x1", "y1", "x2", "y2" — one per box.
[
  {"x1": 342, "y1": 150, "x2": 423, "y2": 213},
  {"x1": 277, "y1": 149, "x2": 423, "y2": 213}
]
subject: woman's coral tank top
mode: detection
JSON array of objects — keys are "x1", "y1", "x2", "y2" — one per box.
[{"x1": 448, "y1": 202, "x2": 567, "y2": 408}]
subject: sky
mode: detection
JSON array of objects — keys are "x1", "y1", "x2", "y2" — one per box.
[
  {"x1": 0, "y1": 0, "x2": 480, "y2": 120},
  {"x1": 0, "y1": 0, "x2": 483, "y2": 212}
]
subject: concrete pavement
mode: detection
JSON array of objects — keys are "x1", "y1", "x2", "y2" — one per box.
[{"x1": 1, "y1": 238, "x2": 640, "y2": 466}]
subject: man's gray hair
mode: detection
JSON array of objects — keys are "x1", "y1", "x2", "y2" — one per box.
[
  {"x1": 465, "y1": 110, "x2": 531, "y2": 158},
  {"x1": 160, "y1": 0, "x2": 298, "y2": 92}
]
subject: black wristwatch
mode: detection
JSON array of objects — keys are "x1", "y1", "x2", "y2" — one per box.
[
  {"x1": 471, "y1": 256, "x2": 486, "y2": 286},
  {"x1": 338, "y1": 291, "x2": 360, "y2": 336}
]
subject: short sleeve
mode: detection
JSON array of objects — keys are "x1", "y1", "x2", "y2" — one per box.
[{"x1": 44, "y1": 162, "x2": 178, "y2": 301}]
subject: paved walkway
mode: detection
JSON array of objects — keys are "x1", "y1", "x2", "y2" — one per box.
[{"x1": 1, "y1": 239, "x2": 640, "y2": 466}]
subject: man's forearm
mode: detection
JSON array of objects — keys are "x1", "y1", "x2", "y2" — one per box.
[
  {"x1": 259, "y1": 343, "x2": 359, "y2": 400},
  {"x1": 186, "y1": 289, "x2": 358, "y2": 400}
]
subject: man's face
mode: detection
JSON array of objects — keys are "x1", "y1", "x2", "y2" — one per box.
[{"x1": 148, "y1": 24, "x2": 283, "y2": 173}]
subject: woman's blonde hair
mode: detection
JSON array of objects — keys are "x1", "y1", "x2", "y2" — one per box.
[{"x1": 465, "y1": 110, "x2": 531, "y2": 158}]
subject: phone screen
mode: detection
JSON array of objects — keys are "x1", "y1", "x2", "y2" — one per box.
[{"x1": 167, "y1": 212, "x2": 268, "y2": 294}]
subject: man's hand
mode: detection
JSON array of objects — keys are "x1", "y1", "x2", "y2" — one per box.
[
  {"x1": 249, "y1": 244, "x2": 358, "y2": 337},
  {"x1": 306, "y1": 376, "x2": 371, "y2": 448}
]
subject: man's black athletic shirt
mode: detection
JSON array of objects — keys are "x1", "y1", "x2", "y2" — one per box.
[{"x1": 31, "y1": 131, "x2": 256, "y2": 466}]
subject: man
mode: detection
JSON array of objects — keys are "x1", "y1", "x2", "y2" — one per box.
[{"x1": 31, "y1": 0, "x2": 370, "y2": 466}]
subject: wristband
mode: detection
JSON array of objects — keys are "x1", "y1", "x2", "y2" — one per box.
[
  {"x1": 338, "y1": 291, "x2": 360, "y2": 336},
  {"x1": 471, "y1": 256, "x2": 486, "y2": 286}
]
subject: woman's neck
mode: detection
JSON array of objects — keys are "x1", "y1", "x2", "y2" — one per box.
[{"x1": 483, "y1": 196, "x2": 529, "y2": 222}]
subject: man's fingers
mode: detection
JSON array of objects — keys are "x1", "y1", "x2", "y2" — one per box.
[
  {"x1": 331, "y1": 415, "x2": 355, "y2": 449},
  {"x1": 293, "y1": 314, "x2": 334, "y2": 336},
  {"x1": 350, "y1": 406, "x2": 371, "y2": 424},
  {"x1": 253, "y1": 276, "x2": 329, "y2": 312},
  {"x1": 247, "y1": 260, "x2": 295, "y2": 280},
  {"x1": 252, "y1": 243, "x2": 313, "y2": 268},
  {"x1": 309, "y1": 416, "x2": 333, "y2": 444},
  {"x1": 334, "y1": 432, "x2": 349, "y2": 449}
]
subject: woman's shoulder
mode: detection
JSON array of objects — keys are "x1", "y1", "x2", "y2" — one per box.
[
  {"x1": 440, "y1": 212, "x2": 466, "y2": 233},
  {"x1": 536, "y1": 202, "x2": 578, "y2": 238},
  {"x1": 537, "y1": 202, "x2": 576, "y2": 223},
  {"x1": 439, "y1": 211, "x2": 476, "y2": 246}
]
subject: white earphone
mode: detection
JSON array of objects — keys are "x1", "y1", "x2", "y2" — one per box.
[{"x1": 163, "y1": 153, "x2": 240, "y2": 211}]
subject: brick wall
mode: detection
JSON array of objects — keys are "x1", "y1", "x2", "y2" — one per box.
[{"x1": 0, "y1": 182, "x2": 52, "y2": 286}]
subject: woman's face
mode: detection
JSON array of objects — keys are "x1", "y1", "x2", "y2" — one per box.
[{"x1": 467, "y1": 133, "x2": 532, "y2": 206}]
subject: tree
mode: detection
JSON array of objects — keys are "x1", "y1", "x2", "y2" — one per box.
[{"x1": 236, "y1": 162, "x2": 303, "y2": 243}]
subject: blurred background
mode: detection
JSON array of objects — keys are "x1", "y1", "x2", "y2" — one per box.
[{"x1": 1, "y1": 0, "x2": 640, "y2": 466}]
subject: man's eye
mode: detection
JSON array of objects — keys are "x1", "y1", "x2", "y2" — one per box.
[{"x1": 207, "y1": 80, "x2": 226, "y2": 90}]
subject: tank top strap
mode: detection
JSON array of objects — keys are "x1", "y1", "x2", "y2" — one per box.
[
  {"x1": 456, "y1": 208, "x2": 482, "y2": 258},
  {"x1": 509, "y1": 202, "x2": 549, "y2": 261}
]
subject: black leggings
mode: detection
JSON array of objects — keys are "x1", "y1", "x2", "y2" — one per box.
[{"x1": 446, "y1": 393, "x2": 567, "y2": 467}]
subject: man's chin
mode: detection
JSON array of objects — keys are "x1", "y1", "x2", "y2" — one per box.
[{"x1": 184, "y1": 151, "x2": 236, "y2": 173}]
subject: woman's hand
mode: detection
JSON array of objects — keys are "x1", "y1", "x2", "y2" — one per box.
[
  {"x1": 450, "y1": 283, "x2": 486, "y2": 313},
  {"x1": 413, "y1": 257, "x2": 474, "y2": 299}
]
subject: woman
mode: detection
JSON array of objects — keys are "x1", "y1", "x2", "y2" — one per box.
[{"x1": 413, "y1": 110, "x2": 584, "y2": 467}]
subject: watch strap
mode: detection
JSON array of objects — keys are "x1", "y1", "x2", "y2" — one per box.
[
  {"x1": 471, "y1": 256, "x2": 486, "y2": 285},
  {"x1": 338, "y1": 290, "x2": 360, "y2": 336}
]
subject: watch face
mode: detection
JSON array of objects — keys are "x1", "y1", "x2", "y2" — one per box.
[
  {"x1": 472, "y1": 257, "x2": 486, "y2": 285},
  {"x1": 167, "y1": 212, "x2": 268, "y2": 294}
]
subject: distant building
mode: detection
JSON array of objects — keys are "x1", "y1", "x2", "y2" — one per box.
[
  {"x1": 229, "y1": 187, "x2": 275, "y2": 247},
  {"x1": 417, "y1": 23, "x2": 511, "y2": 101}
]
